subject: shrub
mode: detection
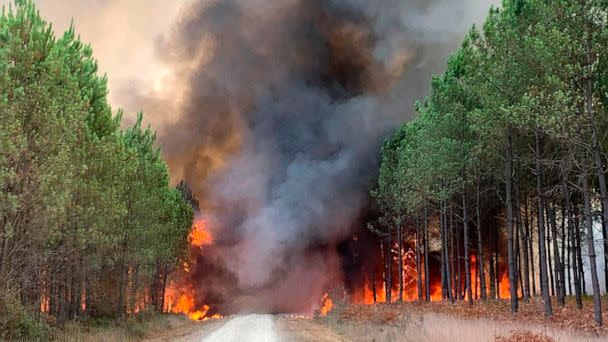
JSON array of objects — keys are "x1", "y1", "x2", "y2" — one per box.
[{"x1": 0, "y1": 290, "x2": 50, "y2": 341}]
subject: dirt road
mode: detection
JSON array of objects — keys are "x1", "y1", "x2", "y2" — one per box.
[{"x1": 148, "y1": 315, "x2": 347, "y2": 342}]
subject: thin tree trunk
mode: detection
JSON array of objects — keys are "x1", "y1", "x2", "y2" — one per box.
[
  {"x1": 546, "y1": 202, "x2": 555, "y2": 297},
  {"x1": 424, "y1": 206, "x2": 431, "y2": 301},
  {"x1": 575, "y1": 200, "x2": 587, "y2": 296},
  {"x1": 489, "y1": 225, "x2": 496, "y2": 299},
  {"x1": 549, "y1": 202, "x2": 565, "y2": 306},
  {"x1": 565, "y1": 184, "x2": 583, "y2": 309},
  {"x1": 560, "y1": 201, "x2": 567, "y2": 298},
  {"x1": 495, "y1": 226, "x2": 500, "y2": 299},
  {"x1": 441, "y1": 199, "x2": 453, "y2": 302},
  {"x1": 371, "y1": 268, "x2": 377, "y2": 304},
  {"x1": 506, "y1": 130, "x2": 518, "y2": 313},
  {"x1": 521, "y1": 194, "x2": 531, "y2": 301},
  {"x1": 416, "y1": 215, "x2": 423, "y2": 301},
  {"x1": 527, "y1": 196, "x2": 537, "y2": 297},
  {"x1": 457, "y1": 215, "x2": 462, "y2": 299},
  {"x1": 583, "y1": 174, "x2": 602, "y2": 326},
  {"x1": 386, "y1": 224, "x2": 393, "y2": 303},
  {"x1": 535, "y1": 130, "x2": 552, "y2": 316},
  {"x1": 450, "y1": 206, "x2": 457, "y2": 300},
  {"x1": 397, "y1": 219, "x2": 403, "y2": 302},
  {"x1": 462, "y1": 189, "x2": 473, "y2": 305},
  {"x1": 476, "y1": 175, "x2": 486, "y2": 300}
]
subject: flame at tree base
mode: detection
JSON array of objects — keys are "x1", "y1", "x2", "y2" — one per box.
[{"x1": 164, "y1": 219, "x2": 223, "y2": 321}]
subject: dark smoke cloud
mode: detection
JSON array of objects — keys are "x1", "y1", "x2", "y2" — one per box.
[{"x1": 140, "y1": 0, "x2": 497, "y2": 314}]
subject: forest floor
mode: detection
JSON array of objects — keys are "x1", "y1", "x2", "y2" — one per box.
[{"x1": 320, "y1": 297, "x2": 608, "y2": 342}]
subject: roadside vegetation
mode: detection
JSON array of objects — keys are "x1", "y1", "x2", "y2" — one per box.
[{"x1": 0, "y1": 1, "x2": 195, "y2": 339}]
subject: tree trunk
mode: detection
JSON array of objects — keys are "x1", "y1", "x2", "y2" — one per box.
[
  {"x1": 489, "y1": 224, "x2": 496, "y2": 299},
  {"x1": 535, "y1": 129, "x2": 552, "y2": 316},
  {"x1": 495, "y1": 229, "x2": 500, "y2": 300},
  {"x1": 545, "y1": 203, "x2": 555, "y2": 297},
  {"x1": 506, "y1": 130, "x2": 518, "y2": 313},
  {"x1": 574, "y1": 200, "x2": 587, "y2": 296},
  {"x1": 560, "y1": 201, "x2": 567, "y2": 298},
  {"x1": 476, "y1": 176, "x2": 486, "y2": 300},
  {"x1": 397, "y1": 220, "x2": 403, "y2": 302},
  {"x1": 549, "y1": 202, "x2": 565, "y2": 306},
  {"x1": 521, "y1": 195, "x2": 531, "y2": 301},
  {"x1": 371, "y1": 268, "x2": 377, "y2": 304},
  {"x1": 462, "y1": 189, "x2": 473, "y2": 305},
  {"x1": 441, "y1": 199, "x2": 453, "y2": 302},
  {"x1": 416, "y1": 215, "x2": 423, "y2": 301},
  {"x1": 424, "y1": 206, "x2": 431, "y2": 301},
  {"x1": 527, "y1": 196, "x2": 537, "y2": 297},
  {"x1": 386, "y1": 224, "x2": 393, "y2": 304},
  {"x1": 450, "y1": 206, "x2": 457, "y2": 300},
  {"x1": 565, "y1": 184, "x2": 583, "y2": 308},
  {"x1": 583, "y1": 174, "x2": 602, "y2": 326}
]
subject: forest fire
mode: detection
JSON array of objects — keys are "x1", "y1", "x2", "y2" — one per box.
[
  {"x1": 189, "y1": 219, "x2": 214, "y2": 247},
  {"x1": 164, "y1": 219, "x2": 222, "y2": 321},
  {"x1": 319, "y1": 294, "x2": 333, "y2": 316},
  {"x1": 346, "y1": 241, "x2": 512, "y2": 306}
]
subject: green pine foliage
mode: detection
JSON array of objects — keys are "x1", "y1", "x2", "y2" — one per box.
[
  {"x1": 0, "y1": 0, "x2": 193, "y2": 335},
  {"x1": 374, "y1": 0, "x2": 608, "y2": 325}
]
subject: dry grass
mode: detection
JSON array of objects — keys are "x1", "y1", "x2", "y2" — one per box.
[
  {"x1": 336, "y1": 297, "x2": 608, "y2": 336},
  {"x1": 495, "y1": 330, "x2": 555, "y2": 342},
  {"x1": 51, "y1": 314, "x2": 190, "y2": 342},
  {"x1": 320, "y1": 297, "x2": 608, "y2": 342}
]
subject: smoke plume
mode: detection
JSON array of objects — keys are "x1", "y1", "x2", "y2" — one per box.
[{"x1": 137, "y1": 0, "x2": 497, "y2": 314}]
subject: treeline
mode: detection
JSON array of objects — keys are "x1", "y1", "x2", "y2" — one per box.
[
  {"x1": 0, "y1": 0, "x2": 193, "y2": 330},
  {"x1": 372, "y1": 0, "x2": 608, "y2": 325}
]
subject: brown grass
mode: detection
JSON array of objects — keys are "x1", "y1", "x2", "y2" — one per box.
[
  {"x1": 319, "y1": 297, "x2": 608, "y2": 342},
  {"x1": 336, "y1": 297, "x2": 608, "y2": 336},
  {"x1": 51, "y1": 314, "x2": 191, "y2": 342},
  {"x1": 495, "y1": 330, "x2": 555, "y2": 342}
]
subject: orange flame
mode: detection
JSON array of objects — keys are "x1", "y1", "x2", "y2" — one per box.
[
  {"x1": 319, "y1": 293, "x2": 333, "y2": 316},
  {"x1": 189, "y1": 219, "x2": 213, "y2": 247},
  {"x1": 164, "y1": 219, "x2": 222, "y2": 321},
  {"x1": 351, "y1": 250, "x2": 515, "y2": 305}
]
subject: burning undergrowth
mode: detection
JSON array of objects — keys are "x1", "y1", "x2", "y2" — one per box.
[{"x1": 136, "y1": 0, "x2": 497, "y2": 318}]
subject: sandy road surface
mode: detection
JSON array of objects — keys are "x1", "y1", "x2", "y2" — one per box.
[{"x1": 156, "y1": 314, "x2": 348, "y2": 342}]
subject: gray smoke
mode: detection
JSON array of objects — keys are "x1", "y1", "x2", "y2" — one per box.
[{"x1": 146, "y1": 0, "x2": 498, "y2": 313}]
